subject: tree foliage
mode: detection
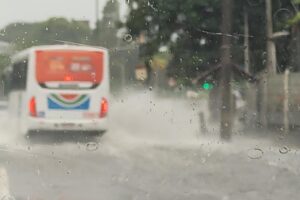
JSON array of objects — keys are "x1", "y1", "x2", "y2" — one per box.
[
  {"x1": 124, "y1": 0, "x2": 299, "y2": 79},
  {"x1": 0, "y1": 18, "x2": 92, "y2": 50},
  {"x1": 125, "y1": 0, "x2": 223, "y2": 79}
]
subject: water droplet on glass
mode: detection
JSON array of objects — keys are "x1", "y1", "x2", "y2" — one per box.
[
  {"x1": 247, "y1": 148, "x2": 264, "y2": 159},
  {"x1": 273, "y1": 8, "x2": 293, "y2": 25},
  {"x1": 278, "y1": 134, "x2": 285, "y2": 140},
  {"x1": 279, "y1": 146, "x2": 289, "y2": 154},
  {"x1": 262, "y1": 51, "x2": 267, "y2": 56},
  {"x1": 123, "y1": 34, "x2": 133, "y2": 42},
  {"x1": 149, "y1": 86, "x2": 153, "y2": 91},
  {"x1": 86, "y1": 142, "x2": 99, "y2": 151},
  {"x1": 149, "y1": 59, "x2": 153, "y2": 65},
  {"x1": 36, "y1": 168, "x2": 40, "y2": 176}
]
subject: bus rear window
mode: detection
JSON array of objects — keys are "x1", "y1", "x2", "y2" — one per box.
[{"x1": 36, "y1": 50, "x2": 104, "y2": 89}]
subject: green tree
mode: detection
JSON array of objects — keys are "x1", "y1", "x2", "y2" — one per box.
[
  {"x1": 124, "y1": 0, "x2": 298, "y2": 80},
  {"x1": 93, "y1": 0, "x2": 120, "y2": 48},
  {"x1": 0, "y1": 18, "x2": 92, "y2": 50}
]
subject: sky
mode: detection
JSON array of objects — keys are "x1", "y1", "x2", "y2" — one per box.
[{"x1": 0, "y1": 0, "x2": 128, "y2": 29}]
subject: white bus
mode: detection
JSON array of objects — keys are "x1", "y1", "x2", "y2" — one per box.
[{"x1": 5, "y1": 45, "x2": 109, "y2": 135}]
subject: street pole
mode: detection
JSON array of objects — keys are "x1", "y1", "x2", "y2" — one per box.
[
  {"x1": 95, "y1": 0, "x2": 99, "y2": 26},
  {"x1": 220, "y1": 0, "x2": 233, "y2": 140},
  {"x1": 283, "y1": 69, "x2": 289, "y2": 135},
  {"x1": 261, "y1": 0, "x2": 277, "y2": 127},
  {"x1": 266, "y1": 0, "x2": 277, "y2": 74},
  {"x1": 244, "y1": 8, "x2": 255, "y2": 127},
  {"x1": 244, "y1": 9, "x2": 250, "y2": 74}
]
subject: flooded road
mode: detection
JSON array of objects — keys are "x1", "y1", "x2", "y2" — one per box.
[{"x1": 0, "y1": 92, "x2": 299, "y2": 200}]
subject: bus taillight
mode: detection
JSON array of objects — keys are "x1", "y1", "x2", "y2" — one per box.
[
  {"x1": 29, "y1": 97, "x2": 37, "y2": 117},
  {"x1": 64, "y1": 75, "x2": 73, "y2": 81},
  {"x1": 100, "y1": 98, "x2": 108, "y2": 118}
]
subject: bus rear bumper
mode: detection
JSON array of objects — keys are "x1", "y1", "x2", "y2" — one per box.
[{"x1": 25, "y1": 117, "x2": 108, "y2": 133}]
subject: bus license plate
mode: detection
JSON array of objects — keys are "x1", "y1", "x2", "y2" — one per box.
[
  {"x1": 83, "y1": 112, "x2": 97, "y2": 118},
  {"x1": 60, "y1": 123, "x2": 75, "y2": 128}
]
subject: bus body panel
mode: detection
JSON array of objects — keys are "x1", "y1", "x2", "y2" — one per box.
[{"x1": 8, "y1": 45, "x2": 110, "y2": 134}]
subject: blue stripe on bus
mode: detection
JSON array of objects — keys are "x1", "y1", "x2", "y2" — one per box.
[{"x1": 48, "y1": 98, "x2": 90, "y2": 110}]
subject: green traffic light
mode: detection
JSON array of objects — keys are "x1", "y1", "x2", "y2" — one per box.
[{"x1": 202, "y1": 82, "x2": 214, "y2": 90}]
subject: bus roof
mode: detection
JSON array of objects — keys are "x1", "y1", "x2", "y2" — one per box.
[{"x1": 12, "y1": 45, "x2": 108, "y2": 62}]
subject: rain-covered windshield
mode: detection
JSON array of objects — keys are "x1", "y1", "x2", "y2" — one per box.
[{"x1": 0, "y1": 0, "x2": 300, "y2": 199}]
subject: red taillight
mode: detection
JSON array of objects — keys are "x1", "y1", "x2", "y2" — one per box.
[
  {"x1": 64, "y1": 75, "x2": 73, "y2": 81},
  {"x1": 29, "y1": 97, "x2": 37, "y2": 117},
  {"x1": 100, "y1": 98, "x2": 108, "y2": 118}
]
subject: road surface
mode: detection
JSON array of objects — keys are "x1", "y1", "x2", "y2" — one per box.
[{"x1": 0, "y1": 92, "x2": 299, "y2": 200}]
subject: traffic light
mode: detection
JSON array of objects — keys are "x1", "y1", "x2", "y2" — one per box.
[{"x1": 202, "y1": 82, "x2": 214, "y2": 90}]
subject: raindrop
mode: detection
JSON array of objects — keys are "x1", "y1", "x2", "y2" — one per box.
[
  {"x1": 86, "y1": 142, "x2": 99, "y2": 151},
  {"x1": 149, "y1": 59, "x2": 153, "y2": 65},
  {"x1": 279, "y1": 146, "x2": 289, "y2": 154},
  {"x1": 123, "y1": 34, "x2": 133, "y2": 42},
  {"x1": 45, "y1": 27, "x2": 49, "y2": 31},
  {"x1": 278, "y1": 134, "x2": 285, "y2": 140},
  {"x1": 58, "y1": 160, "x2": 62, "y2": 164},
  {"x1": 273, "y1": 8, "x2": 293, "y2": 25},
  {"x1": 66, "y1": 170, "x2": 71, "y2": 175},
  {"x1": 247, "y1": 148, "x2": 264, "y2": 159},
  {"x1": 36, "y1": 168, "x2": 40, "y2": 176},
  {"x1": 149, "y1": 86, "x2": 153, "y2": 91}
]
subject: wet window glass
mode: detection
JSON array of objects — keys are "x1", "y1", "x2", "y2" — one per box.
[
  {"x1": 0, "y1": 0, "x2": 299, "y2": 199},
  {"x1": 11, "y1": 59, "x2": 27, "y2": 90}
]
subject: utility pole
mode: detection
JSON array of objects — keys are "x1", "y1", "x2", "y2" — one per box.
[
  {"x1": 220, "y1": 0, "x2": 233, "y2": 140},
  {"x1": 266, "y1": 0, "x2": 277, "y2": 74},
  {"x1": 244, "y1": 8, "x2": 250, "y2": 73},
  {"x1": 244, "y1": 7, "x2": 255, "y2": 127},
  {"x1": 95, "y1": 0, "x2": 99, "y2": 27},
  {"x1": 94, "y1": 0, "x2": 100, "y2": 42},
  {"x1": 283, "y1": 69, "x2": 289, "y2": 135},
  {"x1": 260, "y1": 0, "x2": 277, "y2": 127}
]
